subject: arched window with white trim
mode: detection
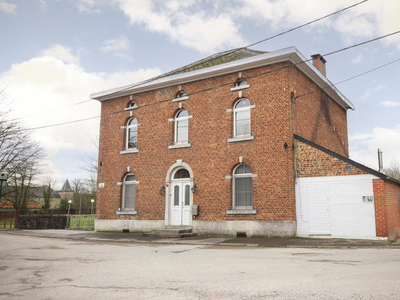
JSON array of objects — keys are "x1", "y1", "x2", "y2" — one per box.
[
  {"x1": 126, "y1": 118, "x2": 138, "y2": 149},
  {"x1": 175, "y1": 109, "x2": 189, "y2": 144},
  {"x1": 234, "y1": 99, "x2": 251, "y2": 137},
  {"x1": 233, "y1": 164, "x2": 253, "y2": 208},
  {"x1": 122, "y1": 173, "x2": 137, "y2": 210}
]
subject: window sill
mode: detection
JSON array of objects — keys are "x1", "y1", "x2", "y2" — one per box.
[
  {"x1": 228, "y1": 135, "x2": 254, "y2": 143},
  {"x1": 116, "y1": 209, "x2": 137, "y2": 215},
  {"x1": 124, "y1": 106, "x2": 138, "y2": 111},
  {"x1": 172, "y1": 96, "x2": 189, "y2": 102},
  {"x1": 168, "y1": 142, "x2": 191, "y2": 149},
  {"x1": 120, "y1": 148, "x2": 139, "y2": 155},
  {"x1": 230, "y1": 85, "x2": 250, "y2": 92},
  {"x1": 226, "y1": 207, "x2": 257, "y2": 215}
]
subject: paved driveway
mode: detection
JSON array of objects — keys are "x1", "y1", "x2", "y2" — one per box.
[{"x1": 1, "y1": 232, "x2": 399, "y2": 299}]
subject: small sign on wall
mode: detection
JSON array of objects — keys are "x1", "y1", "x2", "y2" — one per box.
[
  {"x1": 362, "y1": 196, "x2": 374, "y2": 203},
  {"x1": 98, "y1": 183, "x2": 105, "y2": 189}
]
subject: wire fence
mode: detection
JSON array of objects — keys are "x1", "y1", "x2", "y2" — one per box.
[{"x1": 66, "y1": 215, "x2": 95, "y2": 231}]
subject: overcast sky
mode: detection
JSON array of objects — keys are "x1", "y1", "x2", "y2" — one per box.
[{"x1": 0, "y1": 0, "x2": 399, "y2": 188}]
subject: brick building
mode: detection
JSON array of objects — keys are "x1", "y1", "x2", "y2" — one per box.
[{"x1": 91, "y1": 47, "x2": 400, "y2": 239}]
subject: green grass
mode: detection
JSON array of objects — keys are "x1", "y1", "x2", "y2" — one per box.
[
  {"x1": 69, "y1": 216, "x2": 95, "y2": 229},
  {"x1": 0, "y1": 220, "x2": 15, "y2": 228}
]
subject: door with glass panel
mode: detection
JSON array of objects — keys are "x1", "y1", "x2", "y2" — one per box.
[{"x1": 171, "y1": 181, "x2": 191, "y2": 226}]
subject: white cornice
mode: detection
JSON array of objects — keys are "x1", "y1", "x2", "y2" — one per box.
[{"x1": 90, "y1": 47, "x2": 354, "y2": 110}]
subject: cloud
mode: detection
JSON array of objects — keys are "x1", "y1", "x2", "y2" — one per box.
[
  {"x1": 113, "y1": 0, "x2": 245, "y2": 53},
  {"x1": 380, "y1": 101, "x2": 399, "y2": 108},
  {"x1": 41, "y1": 44, "x2": 80, "y2": 64},
  {"x1": 101, "y1": 35, "x2": 131, "y2": 58},
  {"x1": 352, "y1": 53, "x2": 363, "y2": 64},
  {"x1": 360, "y1": 85, "x2": 386, "y2": 101},
  {"x1": 0, "y1": 51, "x2": 161, "y2": 182},
  {"x1": 0, "y1": 1, "x2": 17, "y2": 14},
  {"x1": 349, "y1": 125, "x2": 400, "y2": 170}
]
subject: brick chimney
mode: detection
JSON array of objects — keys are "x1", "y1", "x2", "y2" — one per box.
[{"x1": 311, "y1": 54, "x2": 326, "y2": 77}]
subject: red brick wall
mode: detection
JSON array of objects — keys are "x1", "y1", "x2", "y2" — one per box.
[
  {"x1": 384, "y1": 181, "x2": 400, "y2": 239},
  {"x1": 290, "y1": 67, "x2": 349, "y2": 156},
  {"x1": 371, "y1": 180, "x2": 400, "y2": 239},
  {"x1": 97, "y1": 62, "x2": 297, "y2": 222},
  {"x1": 295, "y1": 140, "x2": 368, "y2": 178},
  {"x1": 96, "y1": 60, "x2": 350, "y2": 224},
  {"x1": 373, "y1": 179, "x2": 387, "y2": 237}
]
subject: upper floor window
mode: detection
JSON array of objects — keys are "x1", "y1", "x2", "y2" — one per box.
[
  {"x1": 175, "y1": 109, "x2": 189, "y2": 144},
  {"x1": 124, "y1": 101, "x2": 138, "y2": 111},
  {"x1": 236, "y1": 79, "x2": 248, "y2": 87},
  {"x1": 234, "y1": 98, "x2": 251, "y2": 137},
  {"x1": 126, "y1": 118, "x2": 138, "y2": 149},
  {"x1": 178, "y1": 91, "x2": 187, "y2": 98},
  {"x1": 231, "y1": 78, "x2": 250, "y2": 91},
  {"x1": 172, "y1": 90, "x2": 189, "y2": 102}
]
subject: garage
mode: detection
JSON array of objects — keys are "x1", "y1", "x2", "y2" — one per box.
[{"x1": 296, "y1": 174, "x2": 377, "y2": 238}]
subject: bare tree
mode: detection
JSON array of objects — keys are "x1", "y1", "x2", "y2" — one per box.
[
  {"x1": 0, "y1": 88, "x2": 43, "y2": 217},
  {"x1": 384, "y1": 162, "x2": 400, "y2": 180}
]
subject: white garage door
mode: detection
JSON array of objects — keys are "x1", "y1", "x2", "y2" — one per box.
[{"x1": 296, "y1": 175, "x2": 377, "y2": 238}]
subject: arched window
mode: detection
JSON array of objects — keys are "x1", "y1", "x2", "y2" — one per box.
[
  {"x1": 177, "y1": 91, "x2": 187, "y2": 98},
  {"x1": 234, "y1": 99, "x2": 251, "y2": 137},
  {"x1": 174, "y1": 168, "x2": 190, "y2": 179},
  {"x1": 236, "y1": 79, "x2": 248, "y2": 87},
  {"x1": 126, "y1": 118, "x2": 138, "y2": 149},
  {"x1": 129, "y1": 101, "x2": 137, "y2": 108},
  {"x1": 174, "y1": 109, "x2": 189, "y2": 144},
  {"x1": 233, "y1": 164, "x2": 253, "y2": 208},
  {"x1": 122, "y1": 174, "x2": 137, "y2": 210}
]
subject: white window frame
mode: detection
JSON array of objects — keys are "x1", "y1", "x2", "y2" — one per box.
[
  {"x1": 121, "y1": 118, "x2": 139, "y2": 154},
  {"x1": 169, "y1": 110, "x2": 192, "y2": 149},
  {"x1": 172, "y1": 91, "x2": 189, "y2": 103},
  {"x1": 227, "y1": 164, "x2": 257, "y2": 215},
  {"x1": 230, "y1": 79, "x2": 250, "y2": 92},
  {"x1": 227, "y1": 99, "x2": 254, "y2": 143},
  {"x1": 117, "y1": 173, "x2": 139, "y2": 215}
]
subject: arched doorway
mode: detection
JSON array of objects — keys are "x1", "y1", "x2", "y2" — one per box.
[{"x1": 165, "y1": 160, "x2": 194, "y2": 226}]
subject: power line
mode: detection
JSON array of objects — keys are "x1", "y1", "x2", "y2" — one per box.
[
  {"x1": 23, "y1": 31, "x2": 400, "y2": 131},
  {"x1": 9, "y1": 99, "x2": 93, "y2": 122},
  {"x1": 12, "y1": 0, "x2": 368, "y2": 122},
  {"x1": 103, "y1": 0, "x2": 368, "y2": 98},
  {"x1": 295, "y1": 58, "x2": 400, "y2": 100}
]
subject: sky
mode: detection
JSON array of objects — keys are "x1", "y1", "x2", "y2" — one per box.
[{"x1": 0, "y1": 0, "x2": 399, "y2": 188}]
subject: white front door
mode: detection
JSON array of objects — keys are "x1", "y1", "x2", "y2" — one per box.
[{"x1": 171, "y1": 180, "x2": 191, "y2": 226}]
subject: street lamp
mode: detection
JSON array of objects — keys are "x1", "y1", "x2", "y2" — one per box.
[
  {"x1": 0, "y1": 172, "x2": 8, "y2": 202},
  {"x1": 67, "y1": 200, "x2": 72, "y2": 215},
  {"x1": 91, "y1": 199, "x2": 95, "y2": 215}
]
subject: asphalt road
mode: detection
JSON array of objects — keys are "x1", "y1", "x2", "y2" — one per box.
[{"x1": 1, "y1": 233, "x2": 400, "y2": 299}]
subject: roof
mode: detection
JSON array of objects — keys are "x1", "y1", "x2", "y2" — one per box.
[
  {"x1": 31, "y1": 186, "x2": 61, "y2": 198},
  {"x1": 91, "y1": 46, "x2": 354, "y2": 110},
  {"x1": 294, "y1": 134, "x2": 400, "y2": 185},
  {"x1": 164, "y1": 48, "x2": 267, "y2": 76},
  {"x1": 61, "y1": 179, "x2": 73, "y2": 192}
]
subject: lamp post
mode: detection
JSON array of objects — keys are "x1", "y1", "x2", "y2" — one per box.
[
  {"x1": 67, "y1": 200, "x2": 72, "y2": 215},
  {"x1": 90, "y1": 199, "x2": 95, "y2": 215},
  {"x1": 0, "y1": 172, "x2": 9, "y2": 202},
  {"x1": 78, "y1": 194, "x2": 82, "y2": 228}
]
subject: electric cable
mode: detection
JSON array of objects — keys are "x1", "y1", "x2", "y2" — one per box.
[
  {"x1": 21, "y1": 31, "x2": 400, "y2": 131},
  {"x1": 102, "y1": 0, "x2": 368, "y2": 97}
]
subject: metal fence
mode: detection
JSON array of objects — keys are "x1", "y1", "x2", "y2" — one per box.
[
  {"x1": 0, "y1": 211, "x2": 17, "y2": 229},
  {"x1": 66, "y1": 214, "x2": 95, "y2": 231}
]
